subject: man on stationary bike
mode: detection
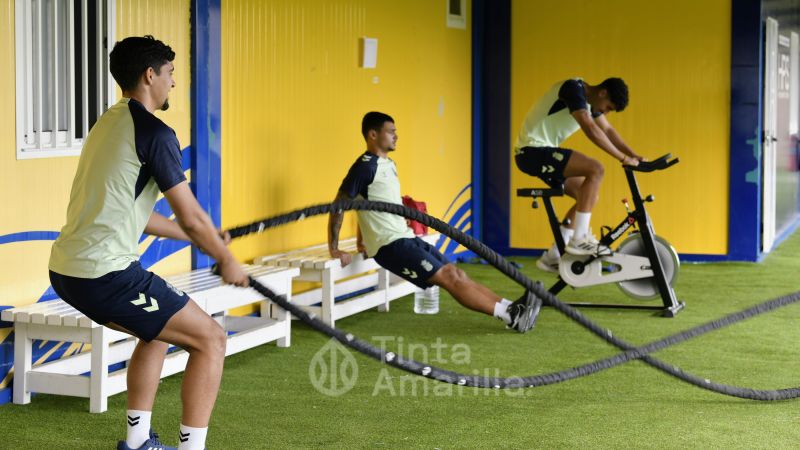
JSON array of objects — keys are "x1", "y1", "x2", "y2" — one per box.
[{"x1": 514, "y1": 78, "x2": 644, "y2": 272}]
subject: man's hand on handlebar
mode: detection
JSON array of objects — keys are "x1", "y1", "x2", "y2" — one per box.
[{"x1": 621, "y1": 155, "x2": 640, "y2": 167}]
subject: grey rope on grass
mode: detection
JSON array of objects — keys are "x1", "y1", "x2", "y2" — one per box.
[{"x1": 227, "y1": 199, "x2": 800, "y2": 400}]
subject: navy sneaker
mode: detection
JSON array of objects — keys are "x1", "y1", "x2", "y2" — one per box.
[
  {"x1": 117, "y1": 430, "x2": 176, "y2": 450},
  {"x1": 506, "y1": 291, "x2": 542, "y2": 333}
]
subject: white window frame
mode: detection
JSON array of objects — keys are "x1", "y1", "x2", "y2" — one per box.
[
  {"x1": 446, "y1": 0, "x2": 467, "y2": 29},
  {"x1": 15, "y1": 0, "x2": 116, "y2": 160}
]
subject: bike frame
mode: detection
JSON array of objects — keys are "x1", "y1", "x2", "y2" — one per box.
[{"x1": 517, "y1": 154, "x2": 685, "y2": 317}]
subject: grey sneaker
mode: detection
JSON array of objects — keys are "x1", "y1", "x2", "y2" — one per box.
[
  {"x1": 506, "y1": 291, "x2": 542, "y2": 333},
  {"x1": 536, "y1": 250, "x2": 560, "y2": 273}
]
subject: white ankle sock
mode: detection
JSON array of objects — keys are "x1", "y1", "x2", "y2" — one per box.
[
  {"x1": 178, "y1": 424, "x2": 208, "y2": 450},
  {"x1": 126, "y1": 409, "x2": 152, "y2": 448},
  {"x1": 560, "y1": 226, "x2": 574, "y2": 246},
  {"x1": 494, "y1": 301, "x2": 512, "y2": 324},
  {"x1": 500, "y1": 298, "x2": 512, "y2": 308},
  {"x1": 573, "y1": 212, "x2": 592, "y2": 239}
]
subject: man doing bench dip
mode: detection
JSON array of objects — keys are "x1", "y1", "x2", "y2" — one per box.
[
  {"x1": 514, "y1": 78, "x2": 644, "y2": 272},
  {"x1": 49, "y1": 36, "x2": 248, "y2": 450},
  {"x1": 328, "y1": 112, "x2": 541, "y2": 333}
]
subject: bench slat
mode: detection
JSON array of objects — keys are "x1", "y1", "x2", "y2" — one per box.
[
  {"x1": 49, "y1": 308, "x2": 85, "y2": 326},
  {"x1": 30, "y1": 302, "x2": 76, "y2": 324}
]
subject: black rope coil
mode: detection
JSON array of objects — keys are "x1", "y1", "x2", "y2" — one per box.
[{"x1": 229, "y1": 199, "x2": 800, "y2": 400}]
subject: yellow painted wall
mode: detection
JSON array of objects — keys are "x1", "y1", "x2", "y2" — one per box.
[
  {"x1": 116, "y1": 0, "x2": 192, "y2": 276},
  {"x1": 221, "y1": 0, "x2": 472, "y2": 262},
  {"x1": 117, "y1": 0, "x2": 191, "y2": 149},
  {"x1": 510, "y1": 0, "x2": 731, "y2": 255},
  {"x1": 0, "y1": 0, "x2": 80, "y2": 308},
  {"x1": 0, "y1": 0, "x2": 192, "y2": 313}
]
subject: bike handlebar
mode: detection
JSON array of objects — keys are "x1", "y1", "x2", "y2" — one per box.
[{"x1": 626, "y1": 153, "x2": 679, "y2": 172}]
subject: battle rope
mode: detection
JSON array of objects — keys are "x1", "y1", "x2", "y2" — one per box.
[{"x1": 225, "y1": 200, "x2": 800, "y2": 400}]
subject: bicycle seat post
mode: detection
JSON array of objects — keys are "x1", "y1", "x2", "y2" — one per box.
[{"x1": 516, "y1": 185, "x2": 566, "y2": 256}]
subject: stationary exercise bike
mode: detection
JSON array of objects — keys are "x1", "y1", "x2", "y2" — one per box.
[{"x1": 517, "y1": 153, "x2": 685, "y2": 317}]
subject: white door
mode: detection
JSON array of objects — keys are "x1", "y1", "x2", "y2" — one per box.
[{"x1": 763, "y1": 17, "x2": 779, "y2": 253}]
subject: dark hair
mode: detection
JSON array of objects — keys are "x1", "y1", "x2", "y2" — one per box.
[
  {"x1": 361, "y1": 111, "x2": 394, "y2": 139},
  {"x1": 109, "y1": 35, "x2": 175, "y2": 91},
  {"x1": 598, "y1": 77, "x2": 629, "y2": 112}
]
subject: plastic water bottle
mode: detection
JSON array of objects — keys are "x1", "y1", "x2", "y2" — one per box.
[{"x1": 413, "y1": 286, "x2": 440, "y2": 314}]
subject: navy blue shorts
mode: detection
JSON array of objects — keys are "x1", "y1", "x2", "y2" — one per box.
[
  {"x1": 49, "y1": 262, "x2": 190, "y2": 342},
  {"x1": 373, "y1": 237, "x2": 450, "y2": 289},
  {"x1": 515, "y1": 146, "x2": 574, "y2": 188}
]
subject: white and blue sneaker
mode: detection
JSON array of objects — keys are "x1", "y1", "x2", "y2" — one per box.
[
  {"x1": 536, "y1": 250, "x2": 560, "y2": 273},
  {"x1": 117, "y1": 430, "x2": 176, "y2": 450},
  {"x1": 566, "y1": 234, "x2": 612, "y2": 257}
]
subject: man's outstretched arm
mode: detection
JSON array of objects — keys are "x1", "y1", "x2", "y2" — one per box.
[
  {"x1": 163, "y1": 181, "x2": 248, "y2": 286},
  {"x1": 144, "y1": 211, "x2": 232, "y2": 244},
  {"x1": 144, "y1": 211, "x2": 190, "y2": 241},
  {"x1": 572, "y1": 110, "x2": 638, "y2": 166}
]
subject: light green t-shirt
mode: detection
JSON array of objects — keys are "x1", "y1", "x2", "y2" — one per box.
[
  {"x1": 514, "y1": 78, "x2": 598, "y2": 151},
  {"x1": 49, "y1": 98, "x2": 186, "y2": 278},
  {"x1": 338, "y1": 152, "x2": 415, "y2": 257}
]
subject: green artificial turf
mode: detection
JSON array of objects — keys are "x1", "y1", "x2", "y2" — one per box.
[{"x1": 2, "y1": 232, "x2": 800, "y2": 449}]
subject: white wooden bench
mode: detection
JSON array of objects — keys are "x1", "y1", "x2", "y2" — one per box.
[
  {"x1": 1, "y1": 264, "x2": 299, "y2": 413},
  {"x1": 255, "y1": 234, "x2": 439, "y2": 327}
]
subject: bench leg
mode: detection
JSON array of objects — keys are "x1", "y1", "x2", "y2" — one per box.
[
  {"x1": 90, "y1": 326, "x2": 110, "y2": 413},
  {"x1": 276, "y1": 277, "x2": 292, "y2": 348},
  {"x1": 12, "y1": 323, "x2": 32, "y2": 405},
  {"x1": 259, "y1": 300, "x2": 270, "y2": 321},
  {"x1": 377, "y1": 268, "x2": 390, "y2": 312},
  {"x1": 321, "y1": 269, "x2": 335, "y2": 327}
]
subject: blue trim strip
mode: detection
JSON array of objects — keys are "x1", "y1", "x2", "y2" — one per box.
[
  {"x1": 471, "y1": 1, "x2": 483, "y2": 242},
  {"x1": 474, "y1": 0, "x2": 511, "y2": 253},
  {"x1": 443, "y1": 206, "x2": 472, "y2": 255},
  {"x1": 444, "y1": 226, "x2": 472, "y2": 255},
  {"x1": 435, "y1": 201, "x2": 471, "y2": 249},
  {"x1": 441, "y1": 184, "x2": 471, "y2": 222},
  {"x1": 679, "y1": 254, "x2": 735, "y2": 263},
  {"x1": 139, "y1": 239, "x2": 191, "y2": 269},
  {"x1": 728, "y1": 0, "x2": 764, "y2": 262},
  {"x1": 190, "y1": 0, "x2": 222, "y2": 269},
  {"x1": 0, "y1": 231, "x2": 59, "y2": 245}
]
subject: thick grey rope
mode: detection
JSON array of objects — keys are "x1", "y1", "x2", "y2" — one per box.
[{"x1": 227, "y1": 199, "x2": 800, "y2": 400}]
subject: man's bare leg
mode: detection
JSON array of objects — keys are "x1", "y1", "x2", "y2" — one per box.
[
  {"x1": 428, "y1": 264, "x2": 502, "y2": 315},
  {"x1": 562, "y1": 152, "x2": 604, "y2": 213},
  {"x1": 154, "y1": 300, "x2": 227, "y2": 428},
  {"x1": 562, "y1": 152, "x2": 604, "y2": 245},
  {"x1": 428, "y1": 264, "x2": 540, "y2": 333}
]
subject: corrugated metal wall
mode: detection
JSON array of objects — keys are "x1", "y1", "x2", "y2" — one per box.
[
  {"x1": 221, "y1": 0, "x2": 473, "y2": 262},
  {"x1": 116, "y1": 0, "x2": 192, "y2": 275},
  {"x1": 0, "y1": 0, "x2": 192, "y2": 392}
]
